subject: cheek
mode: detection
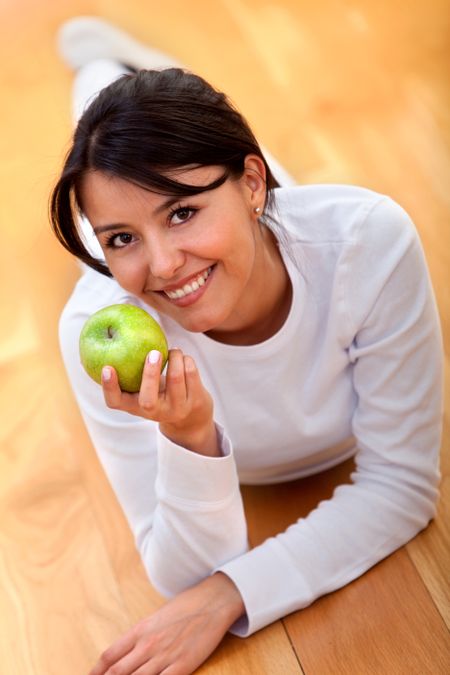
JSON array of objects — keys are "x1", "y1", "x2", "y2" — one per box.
[
  {"x1": 217, "y1": 220, "x2": 257, "y2": 269},
  {"x1": 108, "y1": 257, "x2": 147, "y2": 291},
  {"x1": 201, "y1": 213, "x2": 254, "y2": 259}
]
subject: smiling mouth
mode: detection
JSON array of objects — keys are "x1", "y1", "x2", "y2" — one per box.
[{"x1": 162, "y1": 266, "x2": 214, "y2": 300}]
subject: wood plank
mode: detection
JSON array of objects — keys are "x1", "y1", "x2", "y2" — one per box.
[
  {"x1": 283, "y1": 549, "x2": 450, "y2": 675},
  {"x1": 197, "y1": 625, "x2": 302, "y2": 675},
  {"x1": 0, "y1": 359, "x2": 131, "y2": 674},
  {"x1": 0, "y1": 0, "x2": 449, "y2": 673}
]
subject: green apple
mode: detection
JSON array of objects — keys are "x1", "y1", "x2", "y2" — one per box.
[{"x1": 79, "y1": 304, "x2": 169, "y2": 393}]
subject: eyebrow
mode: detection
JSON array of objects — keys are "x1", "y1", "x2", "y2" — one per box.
[{"x1": 92, "y1": 195, "x2": 190, "y2": 235}]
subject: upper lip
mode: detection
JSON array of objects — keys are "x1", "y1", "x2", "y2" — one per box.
[{"x1": 155, "y1": 266, "x2": 212, "y2": 293}]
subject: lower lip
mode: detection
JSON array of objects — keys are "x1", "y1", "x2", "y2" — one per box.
[{"x1": 160, "y1": 266, "x2": 215, "y2": 307}]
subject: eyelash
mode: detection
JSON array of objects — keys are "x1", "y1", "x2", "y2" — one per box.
[
  {"x1": 103, "y1": 205, "x2": 198, "y2": 250},
  {"x1": 167, "y1": 204, "x2": 198, "y2": 225},
  {"x1": 104, "y1": 232, "x2": 134, "y2": 249}
]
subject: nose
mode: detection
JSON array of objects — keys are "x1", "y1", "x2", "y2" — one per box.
[{"x1": 144, "y1": 232, "x2": 185, "y2": 280}]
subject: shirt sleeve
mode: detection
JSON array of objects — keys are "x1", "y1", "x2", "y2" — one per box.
[
  {"x1": 58, "y1": 282, "x2": 248, "y2": 597},
  {"x1": 217, "y1": 196, "x2": 444, "y2": 636}
]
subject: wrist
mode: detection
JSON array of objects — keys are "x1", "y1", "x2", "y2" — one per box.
[
  {"x1": 201, "y1": 572, "x2": 245, "y2": 625},
  {"x1": 159, "y1": 421, "x2": 221, "y2": 457}
]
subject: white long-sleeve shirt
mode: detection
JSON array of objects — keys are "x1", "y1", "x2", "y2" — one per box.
[{"x1": 59, "y1": 184, "x2": 443, "y2": 636}]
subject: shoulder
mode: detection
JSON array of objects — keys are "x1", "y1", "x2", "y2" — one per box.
[
  {"x1": 272, "y1": 185, "x2": 427, "y2": 341},
  {"x1": 273, "y1": 184, "x2": 417, "y2": 247}
]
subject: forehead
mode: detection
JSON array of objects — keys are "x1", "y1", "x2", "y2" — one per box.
[
  {"x1": 78, "y1": 166, "x2": 228, "y2": 224},
  {"x1": 80, "y1": 165, "x2": 224, "y2": 201},
  {"x1": 78, "y1": 166, "x2": 229, "y2": 225}
]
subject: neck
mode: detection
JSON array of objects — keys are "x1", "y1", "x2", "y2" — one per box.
[{"x1": 205, "y1": 227, "x2": 292, "y2": 346}]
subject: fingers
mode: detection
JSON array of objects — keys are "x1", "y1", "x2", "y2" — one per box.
[
  {"x1": 139, "y1": 348, "x2": 189, "y2": 414},
  {"x1": 101, "y1": 366, "x2": 122, "y2": 409},
  {"x1": 99, "y1": 645, "x2": 150, "y2": 675},
  {"x1": 88, "y1": 629, "x2": 135, "y2": 675},
  {"x1": 183, "y1": 355, "x2": 202, "y2": 403},
  {"x1": 101, "y1": 351, "x2": 205, "y2": 426},
  {"x1": 101, "y1": 366, "x2": 139, "y2": 415},
  {"x1": 165, "y1": 349, "x2": 188, "y2": 408},
  {"x1": 102, "y1": 352, "x2": 164, "y2": 417},
  {"x1": 138, "y1": 350, "x2": 163, "y2": 413}
]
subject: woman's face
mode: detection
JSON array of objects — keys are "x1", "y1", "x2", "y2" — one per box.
[{"x1": 79, "y1": 157, "x2": 272, "y2": 336}]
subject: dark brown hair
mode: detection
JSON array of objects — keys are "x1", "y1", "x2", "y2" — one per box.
[{"x1": 50, "y1": 67, "x2": 279, "y2": 277}]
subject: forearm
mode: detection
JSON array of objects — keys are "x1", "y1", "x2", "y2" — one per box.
[
  {"x1": 142, "y1": 425, "x2": 248, "y2": 596},
  {"x1": 218, "y1": 464, "x2": 439, "y2": 637}
]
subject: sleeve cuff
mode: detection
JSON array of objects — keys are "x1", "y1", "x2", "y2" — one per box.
[
  {"x1": 156, "y1": 423, "x2": 240, "y2": 504},
  {"x1": 216, "y1": 540, "x2": 313, "y2": 637}
]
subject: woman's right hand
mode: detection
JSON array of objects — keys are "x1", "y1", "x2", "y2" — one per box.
[{"x1": 101, "y1": 348, "x2": 220, "y2": 457}]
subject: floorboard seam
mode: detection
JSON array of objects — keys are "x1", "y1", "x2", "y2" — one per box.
[
  {"x1": 405, "y1": 545, "x2": 450, "y2": 633},
  {"x1": 281, "y1": 618, "x2": 306, "y2": 674}
]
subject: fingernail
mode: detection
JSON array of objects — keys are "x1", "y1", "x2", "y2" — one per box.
[
  {"x1": 148, "y1": 350, "x2": 160, "y2": 364},
  {"x1": 102, "y1": 366, "x2": 111, "y2": 381}
]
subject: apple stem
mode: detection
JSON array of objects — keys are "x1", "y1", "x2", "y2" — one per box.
[{"x1": 107, "y1": 326, "x2": 115, "y2": 339}]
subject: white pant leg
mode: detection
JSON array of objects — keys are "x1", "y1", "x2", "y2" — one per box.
[
  {"x1": 72, "y1": 59, "x2": 128, "y2": 261},
  {"x1": 72, "y1": 57, "x2": 129, "y2": 124}
]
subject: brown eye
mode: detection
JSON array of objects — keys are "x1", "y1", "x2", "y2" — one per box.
[
  {"x1": 170, "y1": 207, "x2": 197, "y2": 226},
  {"x1": 109, "y1": 232, "x2": 134, "y2": 248}
]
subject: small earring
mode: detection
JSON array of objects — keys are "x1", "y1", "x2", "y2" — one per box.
[{"x1": 254, "y1": 207, "x2": 261, "y2": 214}]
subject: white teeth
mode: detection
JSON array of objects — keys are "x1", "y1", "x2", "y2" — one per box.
[{"x1": 165, "y1": 267, "x2": 212, "y2": 300}]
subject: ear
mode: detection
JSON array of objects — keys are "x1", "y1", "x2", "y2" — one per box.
[{"x1": 242, "y1": 154, "x2": 267, "y2": 212}]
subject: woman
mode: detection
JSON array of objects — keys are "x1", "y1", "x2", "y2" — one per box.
[{"x1": 51, "y1": 17, "x2": 443, "y2": 675}]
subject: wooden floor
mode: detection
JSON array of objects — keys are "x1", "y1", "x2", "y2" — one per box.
[{"x1": 0, "y1": 1, "x2": 449, "y2": 673}]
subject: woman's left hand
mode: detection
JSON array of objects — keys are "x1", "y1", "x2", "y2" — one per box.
[{"x1": 88, "y1": 573, "x2": 245, "y2": 675}]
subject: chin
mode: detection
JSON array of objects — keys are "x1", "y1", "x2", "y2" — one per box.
[
  {"x1": 176, "y1": 307, "x2": 230, "y2": 335},
  {"x1": 177, "y1": 316, "x2": 218, "y2": 334}
]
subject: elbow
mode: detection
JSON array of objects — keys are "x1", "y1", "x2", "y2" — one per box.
[
  {"x1": 417, "y1": 481, "x2": 439, "y2": 527},
  {"x1": 139, "y1": 550, "x2": 183, "y2": 598},
  {"x1": 136, "y1": 525, "x2": 249, "y2": 599},
  {"x1": 416, "y1": 465, "x2": 441, "y2": 525},
  {"x1": 136, "y1": 535, "x2": 211, "y2": 599},
  {"x1": 403, "y1": 491, "x2": 438, "y2": 548},
  {"x1": 143, "y1": 562, "x2": 177, "y2": 599},
  {"x1": 393, "y1": 474, "x2": 439, "y2": 541},
  {"x1": 138, "y1": 539, "x2": 189, "y2": 598}
]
